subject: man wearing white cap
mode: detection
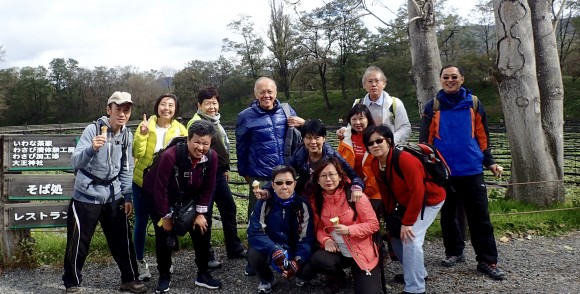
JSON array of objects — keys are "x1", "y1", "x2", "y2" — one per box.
[{"x1": 62, "y1": 91, "x2": 147, "y2": 293}]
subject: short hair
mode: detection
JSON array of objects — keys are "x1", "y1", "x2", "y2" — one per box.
[
  {"x1": 361, "y1": 66, "x2": 387, "y2": 85},
  {"x1": 187, "y1": 120, "x2": 215, "y2": 139},
  {"x1": 153, "y1": 93, "x2": 180, "y2": 119},
  {"x1": 346, "y1": 104, "x2": 376, "y2": 135},
  {"x1": 254, "y1": 77, "x2": 277, "y2": 93},
  {"x1": 362, "y1": 125, "x2": 394, "y2": 152},
  {"x1": 440, "y1": 64, "x2": 464, "y2": 77},
  {"x1": 271, "y1": 165, "x2": 298, "y2": 182},
  {"x1": 197, "y1": 86, "x2": 220, "y2": 104},
  {"x1": 301, "y1": 119, "x2": 327, "y2": 137}
]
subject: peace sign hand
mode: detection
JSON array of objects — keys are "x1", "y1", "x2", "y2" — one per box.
[{"x1": 140, "y1": 114, "x2": 149, "y2": 135}]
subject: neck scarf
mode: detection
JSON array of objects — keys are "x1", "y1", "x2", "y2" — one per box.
[{"x1": 197, "y1": 110, "x2": 230, "y2": 152}]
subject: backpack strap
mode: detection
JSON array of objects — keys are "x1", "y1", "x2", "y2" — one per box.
[
  {"x1": 389, "y1": 97, "x2": 397, "y2": 121},
  {"x1": 281, "y1": 102, "x2": 291, "y2": 118},
  {"x1": 391, "y1": 148, "x2": 427, "y2": 220}
]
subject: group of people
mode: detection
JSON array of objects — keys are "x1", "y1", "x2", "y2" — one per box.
[{"x1": 62, "y1": 64, "x2": 505, "y2": 294}]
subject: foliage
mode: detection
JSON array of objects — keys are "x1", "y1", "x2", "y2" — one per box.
[{"x1": 222, "y1": 15, "x2": 266, "y2": 79}]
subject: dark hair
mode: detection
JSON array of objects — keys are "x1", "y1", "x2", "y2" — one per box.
[
  {"x1": 153, "y1": 93, "x2": 180, "y2": 119},
  {"x1": 311, "y1": 157, "x2": 346, "y2": 218},
  {"x1": 440, "y1": 65, "x2": 464, "y2": 77},
  {"x1": 362, "y1": 125, "x2": 394, "y2": 152},
  {"x1": 346, "y1": 104, "x2": 376, "y2": 135},
  {"x1": 188, "y1": 120, "x2": 215, "y2": 139},
  {"x1": 197, "y1": 86, "x2": 220, "y2": 104},
  {"x1": 301, "y1": 119, "x2": 327, "y2": 138},
  {"x1": 271, "y1": 165, "x2": 298, "y2": 182}
]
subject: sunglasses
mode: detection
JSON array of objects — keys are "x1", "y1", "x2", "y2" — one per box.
[
  {"x1": 274, "y1": 180, "x2": 295, "y2": 186},
  {"x1": 366, "y1": 137, "x2": 385, "y2": 147},
  {"x1": 442, "y1": 76, "x2": 460, "y2": 80}
]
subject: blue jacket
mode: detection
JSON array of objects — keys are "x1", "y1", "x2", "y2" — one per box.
[
  {"x1": 289, "y1": 142, "x2": 365, "y2": 198},
  {"x1": 419, "y1": 87, "x2": 495, "y2": 176},
  {"x1": 236, "y1": 100, "x2": 296, "y2": 178},
  {"x1": 247, "y1": 191, "x2": 314, "y2": 263}
]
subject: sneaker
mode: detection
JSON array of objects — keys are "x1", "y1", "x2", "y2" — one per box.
[
  {"x1": 155, "y1": 276, "x2": 171, "y2": 294},
  {"x1": 477, "y1": 262, "x2": 506, "y2": 280},
  {"x1": 441, "y1": 254, "x2": 466, "y2": 267},
  {"x1": 120, "y1": 280, "x2": 147, "y2": 293},
  {"x1": 195, "y1": 272, "x2": 222, "y2": 289},
  {"x1": 137, "y1": 260, "x2": 151, "y2": 281},
  {"x1": 208, "y1": 258, "x2": 222, "y2": 270},
  {"x1": 257, "y1": 278, "x2": 276, "y2": 293},
  {"x1": 65, "y1": 286, "x2": 81, "y2": 293},
  {"x1": 295, "y1": 277, "x2": 306, "y2": 287},
  {"x1": 245, "y1": 262, "x2": 256, "y2": 276},
  {"x1": 394, "y1": 273, "x2": 429, "y2": 284},
  {"x1": 227, "y1": 249, "x2": 247, "y2": 259}
]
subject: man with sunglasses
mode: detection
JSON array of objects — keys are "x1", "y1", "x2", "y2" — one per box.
[{"x1": 419, "y1": 65, "x2": 506, "y2": 281}]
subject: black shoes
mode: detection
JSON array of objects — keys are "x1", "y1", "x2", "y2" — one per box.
[
  {"x1": 155, "y1": 276, "x2": 171, "y2": 294},
  {"x1": 441, "y1": 254, "x2": 466, "y2": 267},
  {"x1": 227, "y1": 249, "x2": 247, "y2": 259}
]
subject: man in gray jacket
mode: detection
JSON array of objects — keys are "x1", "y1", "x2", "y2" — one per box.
[{"x1": 62, "y1": 92, "x2": 147, "y2": 294}]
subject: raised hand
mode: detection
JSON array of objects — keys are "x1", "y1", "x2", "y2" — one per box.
[{"x1": 140, "y1": 113, "x2": 149, "y2": 135}]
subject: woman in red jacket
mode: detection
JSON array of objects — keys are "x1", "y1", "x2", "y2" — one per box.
[
  {"x1": 364, "y1": 125, "x2": 445, "y2": 294},
  {"x1": 309, "y1": 157, "x2": 382, "y2": 294}
]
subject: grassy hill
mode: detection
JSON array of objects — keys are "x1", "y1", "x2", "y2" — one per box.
[{"x1": 217, "y1": 78, "x2": 579, "y2": 127}]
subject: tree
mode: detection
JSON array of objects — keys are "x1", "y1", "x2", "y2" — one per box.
[
  {"x1": 4, "y1": 66, "x2": 52, "y2": 124},
  {"x1": 222, "y1": 15, "x2": 267, "y2": 79},
  {"x1": 553, "y1": 0, "x2": 579, "y2": 65},
  {"x1": 49, "y1": 58, "x2": 82, "y2": 119},
  {"x1": 492, "y1": 0, "x2": 565, "y2": 205}
]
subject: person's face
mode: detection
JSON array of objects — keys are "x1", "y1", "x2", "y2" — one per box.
[
  {"x1": 107, "y1": 103, "x2": 132, "y2": 129},
  {"x1": 187, "y1": 134, "x2": 212, "y2": 159},
  {"x1": 317, "y1": 163, "x2": 341, "y2": 192},
  {"x1": 198, "y1": 97, "x2": 220, "y2": 117},
  {"x1": 366, "y1": 132, "x2": 390, "y2": 159},
  {"x1": 272, "y1": 171, "x2": 296, "y2": 200},
  {"x1": 157, "y1": 96, "x2": 176, "y2": 121},
  {"x1": 304, "y1": 133, "x2": 325, "y2": 156},
  {"x1": 363, "y1": 71, "x2": 386, "y2": 100},
  {"x1": 440, "y1": 67, "x2": 465, "y2": 94},
  {"x1": 350, "y1": 113, "x2": 369, "y2": 133},
  {"x1": 254, "y1": 79, "x2": 277, "y2": 110}
]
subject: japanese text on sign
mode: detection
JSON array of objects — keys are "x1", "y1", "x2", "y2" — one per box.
[{"x1": 11, "y1": 140, "x2": 74, "y2": 168}]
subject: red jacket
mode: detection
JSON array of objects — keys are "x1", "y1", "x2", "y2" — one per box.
[
  {"x1": 371, "y1": 150, "x2": 446, "y2": 226},
  {"x1": 311, "y1": 187, "x2": 380, "y2": 273}
]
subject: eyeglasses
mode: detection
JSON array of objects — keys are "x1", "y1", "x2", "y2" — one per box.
[
  {"x1": 366, "y1": 79, "x2": 382, "y2": 84},
  {"x1": 442, "y1": 76, "x2": 460, "y2": 80},
  {"x1": 319, "y1": 172, "x2": 339, "y2": 180},
  {"x1": 366, "y1": 137, "x2": 385, "y2": 146},
  {"x1": 274, "y1": 180, "x2": 295, "y2": 186}
]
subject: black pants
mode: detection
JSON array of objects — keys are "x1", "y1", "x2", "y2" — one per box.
[
  {"x1": 207, "y1": 169, "x2": 244, "y2": 256},
  {"x1": 62, "y1": 198, "x2": 139, "y2": 288},
  {"x1": 246, "y1": 247, "x2": 308, "y2": 283},
  {"x1": 441, "y1": 173, "x2": 498, "y2": 263},
  {"x1": 309, "y1": 249, "x2": 382, "y2": 294},
  {"x1": 154, "y1": 217, "x2": 210, "y2": 277}
]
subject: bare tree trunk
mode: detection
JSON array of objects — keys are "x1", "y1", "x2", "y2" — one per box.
[
  {"x1": 408, "y1": 0, "x2": 442, "y2": 115},
  {"x1": 493, "y1": 0, "x2": 564, "y2": 206}
]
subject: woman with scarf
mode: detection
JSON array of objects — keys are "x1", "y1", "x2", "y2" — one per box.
[
  {"x1": 187, "y1": 87, "x2": 247, "y2": 269},
  {"x1": 132, "y1": 93, "x2": 187, "y2": 281}
]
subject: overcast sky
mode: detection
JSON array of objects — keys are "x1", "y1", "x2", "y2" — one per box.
[{"x1": 0, "y1": 0, "x2": 471, "y2": 72}]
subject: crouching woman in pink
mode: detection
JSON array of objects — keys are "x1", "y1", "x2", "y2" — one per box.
[
  {"x1": 308, "y1": 157, "x2": 382, "y2": 294},
  {"x1": 364, "y1": 125, "x2": 445, "y2": 294}
]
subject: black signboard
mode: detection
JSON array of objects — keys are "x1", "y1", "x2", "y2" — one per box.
[
  {"x1": 2, "y1": 135, "x2": 78, "y2": 172},
  {"x1": 4, "y1": 202, "x2": 69, "y2": 229},
  {"x1": 4, "y1": 174, "x2": 75, "y2": 200}
]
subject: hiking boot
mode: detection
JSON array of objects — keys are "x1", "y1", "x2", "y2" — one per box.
[
  {"x1": 65, "y1": 286, "x2": 81, "y2": 293},
  {"x1": 155, "y1": 276, "x2": 171, "y2": 294},
  {"x1": 195, "y1": 272, "x2": 222, "y2": 289},
  {"x1": 257, "y1": 278, "x2": 276, "y2": 293},
  {"x1": 137, "y1": 259, "x2": 151, "y2": 281},
  {"x1": 120, "y1": 280, "x2": 147, "y2": 293},
  {"x1": 208, "y1": 258, "x2": 222, "y2": 270},
  {"x1": 245, "y1": 262, "x2": 256, "y2": 276},
  {"x1": 477, "y1": 262, "x2": 506, "y2": 280},
  {"x1": 441, "y1": 254, "x2": 466, "y2": 267}
]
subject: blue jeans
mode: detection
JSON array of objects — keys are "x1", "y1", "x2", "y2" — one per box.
[
  {"x1": 132, "y1": 183, "x2": 149, "y2": 261},
  {"x1": 391, "y1": 201, "x2": 444, "y2": 293}
]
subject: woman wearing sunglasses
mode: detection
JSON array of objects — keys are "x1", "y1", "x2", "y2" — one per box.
[
  {"x1": 247, "y1": 165, "x2": 314, "y2": 294},
  {"x1": 363, "y1": 125, "x2": 445, "y2": 294},
  {"x1": 308, "y1": 157, "x2": 381, "y2": 294}
]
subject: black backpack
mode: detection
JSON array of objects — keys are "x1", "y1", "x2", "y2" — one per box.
[
  {"x1": 393, "y1": 143, "x2": 451, "y2": 187},
  {"x1": 280, "y1": 103, "x2": 303, "y2": 165}
]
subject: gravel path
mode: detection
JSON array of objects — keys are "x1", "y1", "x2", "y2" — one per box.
[{"x1": 1, "y1": 231, "x2": 578, "y2": 294}]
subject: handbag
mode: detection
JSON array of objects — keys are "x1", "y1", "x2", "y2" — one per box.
[{"x1": 172, "y1": 196, "x2": 196, "y2": 236}]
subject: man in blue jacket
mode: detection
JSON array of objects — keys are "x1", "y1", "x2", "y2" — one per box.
[
  {"x1": 236, "y1": 77, "x2": 305, "y2": 219},
  {"x1": 62, "y1": 92, "x2": 147, "y2": 293}
]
